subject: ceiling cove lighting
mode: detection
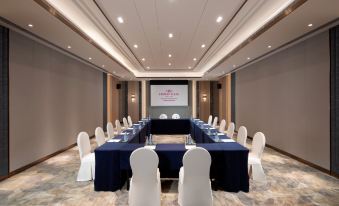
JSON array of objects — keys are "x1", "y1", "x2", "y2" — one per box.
[
  {"x1": 117, "y1": 17, "x2": 124, "y2": 23},
  {"x1": 133, "y1": 44, "x2": 138, "y2": 48},
  {"x1": 168, "y1": 33, "x2": 173, "y2": 38},
  {"x1": 216, "y1": 16, "x2": 223, "y2": 23},
  {"x1": 28, "y1": 24, "x2": 34, "y2": 28},
  {"x1": 201, "y1": 44, "x2": 206, "y2": 48},
  {"x1": 168, "y1": 54, "x2": 172, "y2": 58},
  {"x1": 193, "y1": 58, "x2": 197, "y2": 61},
  {"x1": 308, "y1": 23, "x2": 313, "y2": 27}
]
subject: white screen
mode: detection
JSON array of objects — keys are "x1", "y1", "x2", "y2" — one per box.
[{"x1": 150, "y1": 85, "x2": 188, "y2": 106}]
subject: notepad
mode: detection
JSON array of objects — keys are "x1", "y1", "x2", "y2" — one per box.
[
  {"x1": 220, "y1": 139, "x2": 235, "y2": 143},
  {"x1": 185, "y1": 145, "x2": 196, "y2": 150},
  {"x1": 108, "y1": 139, "x2": 121, "y2": 143},
  {"x1": 144, "y1": 145, "x2": 156, "y2": 150}
]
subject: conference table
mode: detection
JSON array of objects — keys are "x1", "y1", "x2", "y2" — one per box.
[{"x1": 94, "y1": 118, "x2": 249, "y2": 193}]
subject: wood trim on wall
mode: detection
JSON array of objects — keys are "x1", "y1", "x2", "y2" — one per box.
[
  {"x1": 107, "y1": 75, "x2": 113, "y2": 123},
  {"x1": 192, "y1": 80, "x2": 197, "y2": 118},
  {"x1": 198, "y1": 81, "x2": 211, "y2": 122},
  {"x1": 226, "y1": 75, "x2": 232, "y2": 124}
]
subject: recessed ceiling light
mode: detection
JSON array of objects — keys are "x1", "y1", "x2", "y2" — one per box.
[
  {"x1": 267, "y1": 45, "x2": 272, "y2": 48},
  {"x1": 117, "y1": 17, "x2": 124, "y2": 23},
  {"x1": 28, "y1": 24, "x2": 34, "y2": 28},
  {"x1": 133, "y1": 44, "x2": 138, "y2": 48},
  {"x1": 146, "y1": 66, "x2": 150, "y2": 69},
  {"x1": 102, "y1": 65, "x2": 105, "y2": 68},
  {"x1": 233, "y1": 64, "x2": 236, "y2": 68},
  {"x1": 188, "y1": 66, "x2": 192, "y2": 69},
  {"x1": 67, "y1": 45, "x2": 71, "y2": 49},
  {"x1": 169, "y1": 33, "x2": 173, "y2": 38},
  {"x1": 141, "y1": 58, "x2": 145, "y2": 61},
  {"x1": 113, "y1": 71, "x2": 116, "y2": 74},
  {"x1": 193, "y1": 58, "x2": 197, "y2": 61},
  {"x1": 201, "y1": 44, "x2": 206, "y2": 48},
  {"x1": 216, "y1": 16, "x2": 223, "y2": 23},
  {"x1": 168, "y1": 54, "x2": 172, "y2": 58},
  {"x1": 308, "y1": 23, "x2": 313, "y2": 27},
  {"x1": 247, "y1": 57, "x2": 250, "y2": 60},
  {"x1": 168, "y1": 63, "x2": 172, "y2": 66},
  {"x1": 88, "y1": 57, "x2": 92, "y2": 60}
]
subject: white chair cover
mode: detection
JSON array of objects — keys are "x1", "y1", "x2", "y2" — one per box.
[
  {"x1": 226, "y1": 122, "x2": 235, "y2": 138},
  {"x1": 212, "y1": 117, "x2": 218, "y2": 128},
  {"x1": 129, "y1": 148, "x2": 161, "y2": 206},
  {"x1": 107, "y1": 122, "x2": 114, "y2": 138},
  {"x1": 77, "y1": 132, "x2": 95, "y2": 181},
  {"x1": 172, "y1": 113, "x2": 181, "y2": 119},
  {"x1": 218, "y1": 119, "x2": 226, "y2": 133},
  {"x1": 123, "y1": 117, "x2": 129, "y2": 128},
  {"x1": 95, "y1": 127, "x2": 106, "y2": 147},
  {"x1": 207, "y1": 115, "x2": 213, "y2": 126},
  {"x1": 159, "y1": 114, "x2": 168, "y2": 119},
  {"x1": 115, "y1": 120, "x2": 122, "y2": 135},
  {"x1": 237, "y1": 126, "x2": 247, "y2": 147},
  {"x1": 178, "y1": 147, "x2": 213, "y2": 206},
  {"x1": 127, "y1": 115, "x2": 133, "y2": 127},
  {"x1": 248, "y1": 132, "x2": 266, "y2": 182}
]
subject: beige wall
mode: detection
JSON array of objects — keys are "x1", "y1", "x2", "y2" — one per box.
[
  {"x1": 235, "y1": 31, "x2": 330, "y2": 169},
  {"x1": 127, "y1": 81, "x2": 140, "y2": 122},
  {"x1": 9, "y1": 31, "x2": 103, "y2": 171}
]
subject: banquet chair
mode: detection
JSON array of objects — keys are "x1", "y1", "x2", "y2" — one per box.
[
  {"x1": 207, "y1": 115, "x2": 213, "y2": 126},
  {"x1": 212, "y1": 116, "x2": 218, "y2": 128},
  {"x1": 237, "y1": 126, "x2": 247, "y2": 147},
  {"x1": 218, "y1": 119, "x2": 226, "y2": 133},
  {"x1": 248, "y1": 132, "x2": 266, "y2": 182},
  {"x1": 226, "y1": 122, "x2": 235, "y2": 138},
  {"x1": 107, "y1": 122, "x2": 115, "y2": 139},
  {"x1": 172, "y1": 113, "x2": 181, "y2": 119},
  {"x1": 95, "y1": 127, "x2": 106, "y2": 147},
  {"x1": 127, "y1": 115, "x2": 133, "y2": 127},
  {"x1": 76, "y1": 132, "x2": 95, "y2": 181},
  {"x1": 129, "y1": 148, "x2": 161, "y2": 206},
  {"x1": 178, "y1": 147, "x2": 213, "y2": 206},
  {"x1": 123, "y1": 117, "x2": 129, "y2": 128},
  {"x1": 159, "y1": 113, "x2": 168, "y2": 119},
  {"x1": 115, "y1": 120, "x2": 122, "y2": 135}
]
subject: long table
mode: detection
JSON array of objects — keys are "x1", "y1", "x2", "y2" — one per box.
[{"x1": 94, "y1": 119, "x2": 249, "y2": 192}]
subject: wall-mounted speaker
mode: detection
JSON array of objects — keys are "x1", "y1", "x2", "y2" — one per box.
[
  {"x1": 217, "y1": 83, "x2": 222, "y2": 89},
  {"x1": 116, "y1": 84, "x2": 121, "y2": 89}
]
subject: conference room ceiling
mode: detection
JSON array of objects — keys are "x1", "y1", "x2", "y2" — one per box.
[{"x1": 0, "y1": 0, "x2": 338, "y2": 80}]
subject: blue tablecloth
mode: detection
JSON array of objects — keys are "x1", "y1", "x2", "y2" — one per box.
[
  {"x1": 94, "y1": 119, "x2": 249, "y2": 192},
  {"x1": 150, "y1": 119, "x2": 191, "y2": 134}
]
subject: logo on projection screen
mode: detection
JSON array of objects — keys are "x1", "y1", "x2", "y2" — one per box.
[{"x1": 151, "y1": 85, "x2": 188, "y2": 106}]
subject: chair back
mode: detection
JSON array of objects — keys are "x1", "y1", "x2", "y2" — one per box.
[
  {"x1": 226, "y1": 122, "x2": 235, "y2": 138},
  {"x1": 207, "y1": 115, "x2": 213, "y2": 126},
  {"x1": 77, "y1": 132, "x2": 91, "y2": 159},
  {"x1": 95, "y1": 127, "x2": 106, "y2": 146},
  {"x1": 212, "y1": 117, "x2": 218, "y2": 128},
  {"x1": 172, "y1": 113, "x2": 180, "y2": 119},
  {"x1": 127, "y1": 115, "x2": 133, "y2": 127},
  {"x1": 182, "y1": 147, "x2": 212, "y2": 206},
  {"x1": 123, "y1": 117, "x2": 129, "y2": 128},
  {"x1": 107, "y1": 122, "x2": 114, "y2": 138},
  {"x1": 252, "y1": 132, "x2": 266, "y2": 159},
  {"x1": 218, "y1": 119, "x2": 226, "y2": 133},
  {"x1": 115, "y1": 120, "x2": 122, "y2": 134},
  {"x1": 237, "y1": 126, "x2": 247, "y2": 147},
  {"x1": 159, "y1": 114, "x2": 168, "y2": 119},
  {"x1": 130, "y1": 148, "x2": 159, "y2": 184}
]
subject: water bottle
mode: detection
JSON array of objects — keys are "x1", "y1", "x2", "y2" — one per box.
[
  {"x1": 208, "y1": 127, "x2": 211, "y2": 135},
  {"x1": 215, "y1": 134, "x2": 219, "y2": 142},
  {"x1": 124, "y1": 132, "x2": 128, "y2": 142},
  {"x1": 145, "y1": 136, "x2": 149, "y2": 145},
  {"x1": 149, "y1": 134, "x2": 153, "y2": 145}
]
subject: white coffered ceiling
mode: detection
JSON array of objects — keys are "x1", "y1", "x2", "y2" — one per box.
[{"x1": 0, "y1": 0, "x2": 339, "y2": 80}]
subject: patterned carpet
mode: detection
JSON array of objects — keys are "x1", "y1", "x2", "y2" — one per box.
[{"x1": 0, "y1": 136, "x2": 338, "y2": 206}]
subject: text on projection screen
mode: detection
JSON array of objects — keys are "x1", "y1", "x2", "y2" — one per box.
[{"x1": 150, "y1": 85, "x2": 188, "y2": 106}]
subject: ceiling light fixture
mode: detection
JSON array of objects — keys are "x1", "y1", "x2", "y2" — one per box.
[
  {"x1": 247, "y1": 57, "x2": 250, "y2": 60},
  {"x1": 233, "y1": 64, "x2": 236, "y2": 68},
  {"x1": 308, "y1": 23, "x2": 313, "y2": 27},
  {"x1": 117, "y1": 17, "x2": 124, "y2": 23},
  {"x1": 146, "y1": 66, "x2": 150, "y2": 69},
  {"x1": 168, "y1": 54, "x2": 172, "y2": 58},
  {"x1": 188, "y1": 66, "x2": 192, "y2": 69},
  {"x1": 133, "y1": 44, "x2": 138, "y2": 48},
  {"x1": 67, "y1": 45, "x2": 71, "y2": 49},
  {"x1": 268, "y1": 45, "x2": 272, "y2": 48},
  {"x1": 216, "y1": 16, "x2": 223, "y2": 23},
  {"x1": 28, "y1": 24, "x2": 34, "y2": 28},
  {"x1": 88, "y1": 57, "x2": 92, "y2": 60},
  {"x1": 102, "y1": 65, "x2": 105, "y2": 68},
  {"x1": 169, "y1": 33, "x2": 173, "y2": 38},
  {"x1": 168, "y1": 63, "x2": 172, "y2": 66},
  {"x1": 193, "y1": 58, "x2": 197, "y2": 61},
  {"x1": 113, "y1": 71, "x2": 116, "y2": 74},
  {"x1": 141, "y1": 58, "x2": 145, "y2": 61},
  {"x1": 201, "y1": 44, "x2": 206, "y2": 48}
]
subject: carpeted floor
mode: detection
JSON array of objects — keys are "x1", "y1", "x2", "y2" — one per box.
[{"x1": 0, "y1": 135, "x2": 338, "y2": 206}]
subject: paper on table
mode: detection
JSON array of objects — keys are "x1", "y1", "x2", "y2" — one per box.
[
  {"x1": 185, "y1": 145, "x2": 196, "y2": 150},
  {"x1": 127, "y1": 128, "x2": 133, "y2": 130},
  {"x1": 108, "y1": 139, "x2": 121, "y2": 143},
  {"x1": 144, "y1": 145, "x2": 156, "y2": 150},
  {"x1": 217, "y1": 133, "x2": 225, "y2": 135},
  {"x1": 220, "y1": 139, "x2": 235, "y2": 143}
]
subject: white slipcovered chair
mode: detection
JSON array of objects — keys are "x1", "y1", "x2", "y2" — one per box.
[
  {"x1": 107, "y1": 122, "x2": 115, "y2": 139},
  {"x1": 226, "y1": 122, "x2": 235, "y2": 138},
  {"x1": 178, "y1": 147, "x2": 213, "y2": 206},
  {"x1": 237, "y1": 126, "x2": 248, "y2": 147},
  {"x1": 77, "y1": 132, "x2": 95, "y2": 181},
  {"x1": 207, "y1": 115, "x2": 213, "y2": 126},
  {"x1": 115, "y1": 120, "x2": 122, "y2": 135},
  {"x1": 172, "y1": 113, "x2": 181, "y2": 119},
  {"x1": 248, "y1": 132, "x2": 266, "y2": 182},
  {"x1": 218, "y1": 119, "x2": 226, "y2": 133},
  {"x1": 159, "y1": 113, "x2": 168, "y2": 119},
  {"x1": 212, "y1": 116, "x2": 218, "y2": 128},
  {"x1": 127, "y1": 115, "x2": 133, "y2": 127},
  {"x1": 123, "y1": 117, "x2": 129, "y2": 128},
  {"x1": 129, "y1": 148, "x2": 161, "y2": 206},
  {"x1": 95, "y1": 127, "x2": 106, "y2": 147}
]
